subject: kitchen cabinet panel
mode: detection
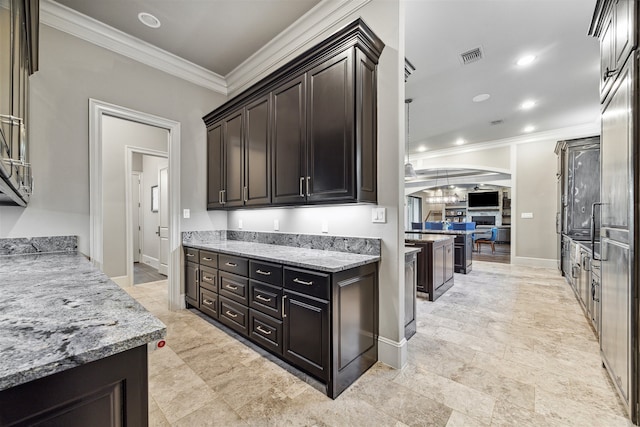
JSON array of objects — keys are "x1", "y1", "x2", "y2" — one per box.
[
  {"x1": 206, "y1": 123, "x2": 224, "y2": 209},
  {"x1": 245, "y1": 95, "x2": 271, "y2": 206},
  {"x1": 224, "y1": 110, "x2": 244, "y2": 207},
  {"x1": 271, "y1": 75, "x2": 306, "y2": 205},
  {"x1": 185, "y1": 261, "x2": 199, "y2": 308},
  {"x1": 307, "y1": 50, "x2": 354, "y2": 202},
  {"x1": 355, "y1": 50, "x2": 377, "y2": 203}
]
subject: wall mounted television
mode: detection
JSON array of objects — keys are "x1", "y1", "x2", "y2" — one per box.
[{"x1": 468, "y1": 191, "x2": 499, "y2": 208}]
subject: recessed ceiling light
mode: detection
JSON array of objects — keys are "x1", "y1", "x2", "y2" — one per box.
[
  {"x1": 472, "y1": 93, "x2": 491, "y2": 103},
  {"x1": 521, "y1": 100, "x2": 536, "y2": 110},
  {"x1": 138, "y1": 12, "x2": 161, "y2": 28},
  {"x1": 523, "y1": 125, "x2": 535, "y2": 132},
  {"x1": 449, "y1": 185, "x2": 456, "y2": 189},
  {"x1": 455, "y1": 138, "x2": 465, "y2": 146},
  {"x1": 417, "y1": 145, "x2": 427, "y2": 152},
  {"x1": 517, "y1": 55, "x2": 536, "y2": 67}
]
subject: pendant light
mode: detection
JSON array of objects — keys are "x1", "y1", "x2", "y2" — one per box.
[
  {"x1": 426, "y1": 169, "x2": 460, "y2": 204},
  {"x1": 404, "y1": 98, "x2": 417, "y2": 179}
]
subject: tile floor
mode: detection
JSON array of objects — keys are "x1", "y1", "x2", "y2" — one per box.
[{"x1": 125, "y1": 261, "x2": 633, "y2": 426}]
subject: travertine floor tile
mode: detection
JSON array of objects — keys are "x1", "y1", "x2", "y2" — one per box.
[{"x1": 135, "y1": 260, "x2": 629, "y2": 427}]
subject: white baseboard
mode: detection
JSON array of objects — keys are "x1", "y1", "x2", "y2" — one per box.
[
  {"x1": 378, "y1": 335, "x2": 407, "y2": 369},
  {"x1": 111, "y1": 275, "x2": 130, "y2": 287},
  {"x1": 512, "y1": 256, "x2": 557, "y2": 269},
  {"x1": 141, "y1": 255, "x2": 160, "y2": 269}
]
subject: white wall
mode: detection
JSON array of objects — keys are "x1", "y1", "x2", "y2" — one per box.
[
  {"x1": 141, "y1": 155, "x2": 168, "y2": 265},
  {"x1": 0, "y1": 25, "x2": 228, "y2": 253},
  {"x1": 227, "y1": 0, "x2": 406, "y2": 368}
]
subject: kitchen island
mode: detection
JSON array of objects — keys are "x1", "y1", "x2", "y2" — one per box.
[
  {"x1": 183, "y1": 230, "x2": 380, "y2": 398},
  {"x1": 0, "y1": 237, "x2": 166, "y2": 426},
  {"x1": 405, "y1": 229, "x2": 475, "y2": 274},
  {"x1": 405, "y1": 233, "x2": 455, "y2": 301}
]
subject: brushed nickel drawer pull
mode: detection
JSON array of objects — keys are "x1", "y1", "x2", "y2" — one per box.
[
  {"x1": 203, "y1": 299, "x2": 214, "y2": 306},
  {"x1": 203, "y1": 276, "x2": 214, "y2": 282},
  {"x1": 225, "y1": 310, "x2": 238, "y2": 318},
  {"x1": 225, "y1": 284, "x2": 238, "y2": 291},
  {"x1": 256, "y1": 325, "x2": 272, "y2": 335},
  {"x1": 225, "y1": 262, "x2": 237, "y2": 267},
  {"x1": 256, "y1": 269, "x2": 271, "y2": 276},
  {"x1": 202, "y1": 257, "x2": 213, "y2": 261},
  {"x1": 293, "y1": 278, "x2": 313, "y2": 286},
  {"x1": 256, "y1": 294, "x2": 271, "y2": 302},
  {"x1": 282, "y1": 295, "x2": 287, "y2": 317},
  {"x1": 186, "y1": 253, "x2": 195, "y2": 257},
  {"x1": 299, "y1": 177, "x2": 304, "y2": 197},
  {"x1": 306, "y1": 176, "x2": 310, "y2": 197}
]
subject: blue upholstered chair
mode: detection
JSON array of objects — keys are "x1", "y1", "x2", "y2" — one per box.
[
  {"x1": 475, "y1": 227, "x2": 498, "y2": 253},
  {"x1": 411, "y1": 222, "x2": 423, "y2": 230}
]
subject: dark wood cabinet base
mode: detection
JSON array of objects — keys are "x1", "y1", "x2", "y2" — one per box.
[{"x1": 0, "y1": 345, "x2": 148, "y2": 427}]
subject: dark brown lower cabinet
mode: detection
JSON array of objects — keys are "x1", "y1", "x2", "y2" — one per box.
[
  {"x1": 404, "y1": 249, "x2": 418, "y2": 340},
  {"x1": 406, "y1": 236, "x2": 455, "y2": 301},
  {"x1": 185, "y1": 260, "x2": 199, "y2": 307},
  {"x1": 453, "y1": 234, "x2": 473, "y2": 274},
  {"x1": 0, "y1": 345, "x2": 148, "y2": 426},
  {"x1": 184, "y1": 246, "x2": 378, "y2": 399}
]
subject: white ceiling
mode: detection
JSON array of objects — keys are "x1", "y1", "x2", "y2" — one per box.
[
  {"x1": 405, "y1": 0, "x2": 599, "y2": 154},
  {"x1": 53, "y1": 0, "x2": 322, "y2": 76},
  {"x1": 51, "y1": 0, "x2": 599, "y2": 159}
]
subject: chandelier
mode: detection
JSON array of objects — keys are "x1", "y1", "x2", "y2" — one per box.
[{"x1": 426, "y1": 169, "x2": 459, "y2": 204}]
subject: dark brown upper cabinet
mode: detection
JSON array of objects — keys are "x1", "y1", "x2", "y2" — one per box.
[{"x1": 204, "y1": 19, "x2": 384, "y2": 210}]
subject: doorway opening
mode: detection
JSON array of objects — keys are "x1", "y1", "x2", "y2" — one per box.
[{"x1": 89, "y1": 99, "x2": 183, "y2": 310}]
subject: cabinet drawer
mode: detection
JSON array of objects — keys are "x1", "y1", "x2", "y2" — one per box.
[
  {"x1": 185, "y1": 247, "x2": 199, "y2": 262},
  {"x1": 219, "y1": 296, "x2": 248, "y2": 336},
  {"x1": 219, "y1": 271, "x2": 249, "y2": 305},
  {"x1": 249, "y1": 260, "x2": 283, "y2": 286},
  {"x1": 249, "y1": 309, "x2": 283, "y2": 355},
  {"x1": 284, "y1": 267, "x2": 330, "y2": 300},
  {"x1": 200, "y1": 288, "x2": 218, "y2": 319},
  {"x1": 249, "y1": 280, "x2": 283, "y2": 319},
  {"x1": 199, "y1": 265, "x2": 218, "y2": 292},
  {"x1": 200, "y1": 250, "x2": 218, "y2": 268},
  {"x1": 219, "y1": 254, "x2": 249, "y2": 276}
]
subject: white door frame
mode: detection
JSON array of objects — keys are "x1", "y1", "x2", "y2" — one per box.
[
  {"x1": 89, "y1": 98, "x2": 183, "y2": 310},
  {"x1": 131, "y1": 170, "x2": 143, "y2": 264},
  {"x1": 125, "y1": 147, "x2": 168, "y2": 284}
]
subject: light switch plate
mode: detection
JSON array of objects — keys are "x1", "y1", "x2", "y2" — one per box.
[
  {"x1": 371, "y1": 207, "x2": 386, "y2": 223},
  {"x1": 521, "y1": 212, "x2": 534, "y2": 219},
  {"x1": 321, "y1": 220, "x2": 329, "y2": 233},
  {"x1": 183, "y1": 209, "x2": 190, "y2": 219},
  {"x1": 273, "y1": 219, "x2": 279, "y2": 231}
]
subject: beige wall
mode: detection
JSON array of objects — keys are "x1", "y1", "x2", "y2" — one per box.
[
  {"x1": 415, "y1": 145, "x2": 511, "y2": 172},
  {"x1": 227, "y1": 0, "x2": 406, "y2": 366},
  {"x1": 141, "y1": 155, "x2": 168, "y2": 266},
  {"x1": 0, "y1": 25, "x2": 228, "y2": 254},
  {"x1": 102, "y1": 117, "x2": 167, "y2": 277},
  {"x1": 514, "y1": 140, "x2": 558, "y2": 261}
]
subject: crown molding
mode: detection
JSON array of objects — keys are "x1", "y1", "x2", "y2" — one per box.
[
  {"x1": 414, "y1": 122, "x2": 600, "y2": 160},
  {"x1": 40, "y1": 0, "x2": 228, "y2": 95},
  {"x1": 225, "y1": 0, "x2": 372, "y2": 96}
]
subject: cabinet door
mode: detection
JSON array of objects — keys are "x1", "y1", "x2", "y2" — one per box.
[
  {"x1": 206, "y1": 123, "x2": 224, "y2": 209},
  {"x1": 0, "y1": 1, "x2": 11, "y2": 176},
  {"x1": 283, "y1": 290, "x2": 330, "y2": 381},
  {"x1": 306, "y1": 49, "x2": 354, "y2": 203},
  {"x1": 444, "y1": 241, "x2": 454, "y2": 282},
  {"x1": 600, "y1": 6, "x2": 615, "y2": 100},
  {"x1": 245, "y1": 95, "x2": 271, "y2": 206},
  {"x1": 433, "y1": 244, "x2": 445, "y2": 289},
  {"x1": 224, "y1": 110, "x2": 244, "y2": 207},
  {"x1": 613, "y1": 0, "x2": 635, "y2": 71},
  {"x1": 185, "y1": 261, "x2": 199, "y2": 307},
  {"x1": 272, "y1": 75, "x2": 306, "y2": 205},
  {"x1": 355, "y1": 50, "x2": 377, "y2": 203}
]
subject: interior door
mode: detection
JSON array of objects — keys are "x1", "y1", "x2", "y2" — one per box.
[
  {"x1": 158, "y1": 165, "x2": 169, "y2": 276},
  {"x1": 131, "y1": 172, "x2": 141, "y2": 263}
]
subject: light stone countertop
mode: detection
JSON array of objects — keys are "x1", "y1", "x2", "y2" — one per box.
[
  {"x1": 184, "y1": 240, "x2": 380, "y2": 273},
  {"x1": 0, "y1": 252, "x2": 166, "y2": 391},
  {"x1": 405, "y1": 233, "x2": 456, "y2": 243},
  {"x1": 405, "y1": 229, "x2": 477, "y2": 236}
]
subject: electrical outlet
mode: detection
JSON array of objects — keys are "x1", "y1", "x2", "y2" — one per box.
[
  {"x1": 183, "y1": 209, "x2": 190, "y2": 219},
  {"x1": 321, "y1": 220, "x2": 329, "y2": 233},
  {"x1": 371, "y1": 207, "x2": 386, "y2": 223},
  {"x1": 274, "y1": 219, "x2": 279, "y2": 231},
  {"x1": 238, "y1": 219, "x2": 243, "y2": 229},
  {"x1": 521, "y1": 212, "x2": 534, "y2": 219}
]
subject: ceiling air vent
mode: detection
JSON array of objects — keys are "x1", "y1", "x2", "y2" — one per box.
[
  {"x1": 490, "y1": 119, "x2": 504, "y2": 126},
  {"x1": 460, "y1": 47, "x2": 483, "y2": 65}
]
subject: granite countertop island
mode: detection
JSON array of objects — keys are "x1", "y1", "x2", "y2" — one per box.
[
  {"x1": 0, "y1": 247, "x2": 166, "y2": 392},
  {"x1": 405, "y1": 229, "x2": 477, "y2": 236},
  {"x1": 405, "y1": 233, "x2": 457, "y2": 243},
  {"x1": 184, "y1": 238, "x2": 380, "y2": 273}
]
